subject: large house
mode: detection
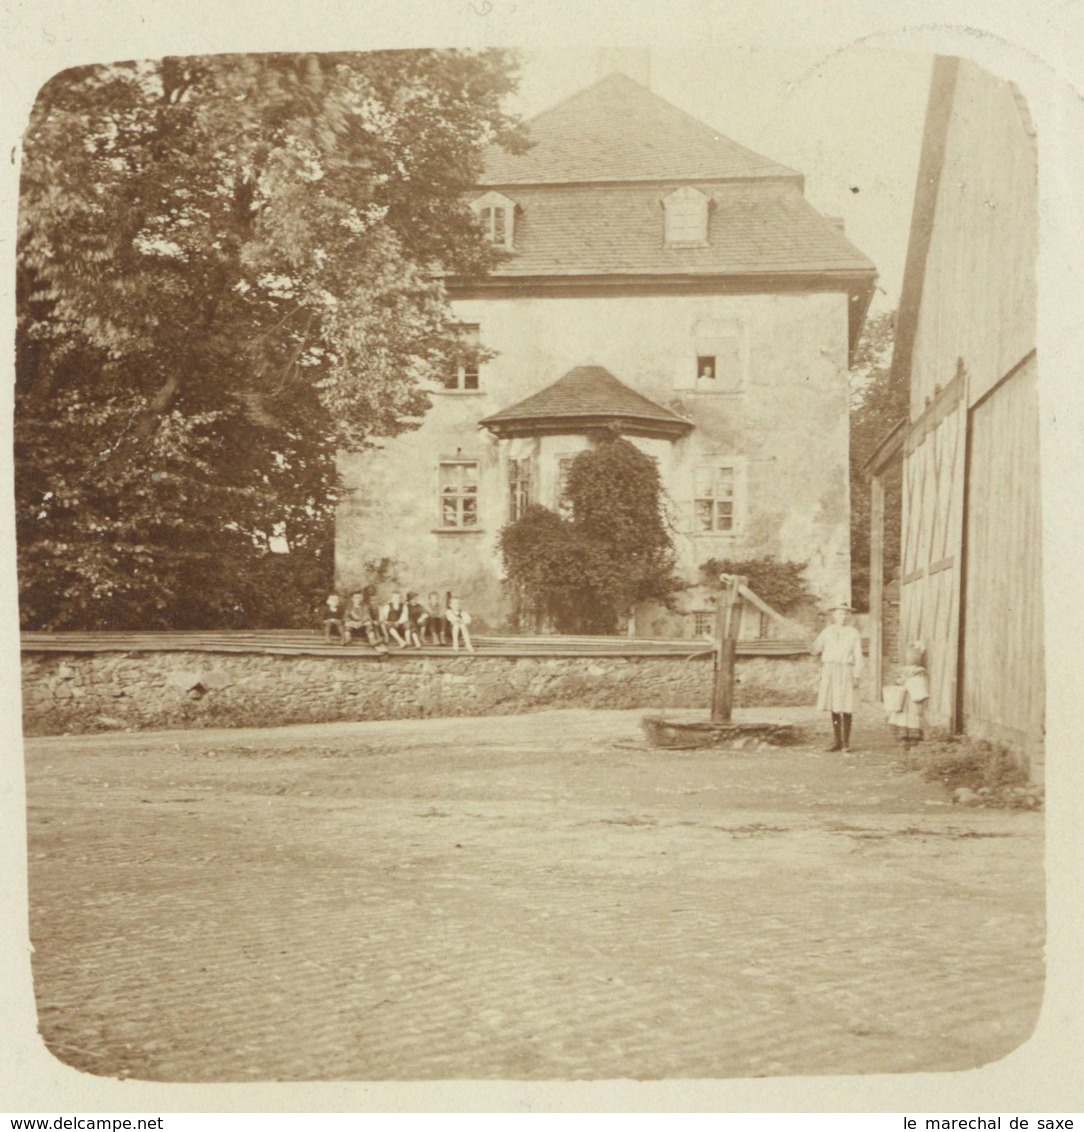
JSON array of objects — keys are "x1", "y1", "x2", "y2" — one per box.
[{"x1": 336, "y1": 71, "x2": 877, "y2": 634}]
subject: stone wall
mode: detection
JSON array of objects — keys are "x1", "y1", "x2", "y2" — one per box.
[{"x1": 21, "y1": 649, "x2": 819, "y2": 736}]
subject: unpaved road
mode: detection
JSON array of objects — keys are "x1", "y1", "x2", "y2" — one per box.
[{"x1": 23, "y1": 707, "x2": 1044, "y2": 1081}]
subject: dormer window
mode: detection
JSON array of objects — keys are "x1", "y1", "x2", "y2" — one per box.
[
  {"x1": 663, "y1": 186, "x2": 710, "y2": 247},
  {"x1": 471, "y1": 191, "x2": 517, "y2": 249}
]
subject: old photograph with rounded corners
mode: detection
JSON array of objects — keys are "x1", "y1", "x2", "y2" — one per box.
[{"x1": 12, "y1": 42, "x2": 1049, "y2": 1087}]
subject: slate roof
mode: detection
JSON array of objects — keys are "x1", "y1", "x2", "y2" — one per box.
[
  {"x1": 468, "y1": 74, "x2": 876, "y2": 284},
  {"x1": 480, "y1": 365, "x2": 692, "y2": 438},
  {"x1": 482, "y1": 73, "x2": 801, "y2": 186},
  {"x1": 482, "y1": 181, "x2": 875, "y2": 278},
  {"x1": 460, "y1": 73, "x2": 877, "y2": 353}
]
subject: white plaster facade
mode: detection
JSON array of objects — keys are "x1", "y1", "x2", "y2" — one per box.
[
  {"x1": 334, "y1": 73, "x2": 874, "y2": 633},
  {"x1": 337, "y1": 289, "x2": 855, "y2": 631}
]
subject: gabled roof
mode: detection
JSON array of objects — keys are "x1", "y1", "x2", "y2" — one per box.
[
  {"x1": 479, "y1": 365, "x2": 693, "y2": 439},
  {"x1": 482, "y1": 73, "x2": 802, "y2": 187}
]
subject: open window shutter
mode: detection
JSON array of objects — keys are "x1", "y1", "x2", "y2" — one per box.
[{"x1": 693, "y1": 320, "x2": 744, "y2": 390}]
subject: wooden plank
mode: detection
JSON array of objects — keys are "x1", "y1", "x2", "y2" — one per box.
[{"x1": 960, "y1": 357, "x2": 1043, "y2": 760}]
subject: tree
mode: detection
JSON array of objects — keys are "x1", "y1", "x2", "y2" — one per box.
[
  {"x1": 498, "y1": 436, "x2": 683, "y2": 633},
  {"x1": 16, "y1": 50, "x2": 525, "y2": 629},
  {"x1": 849, "y1": 310, "x2": 908, "y2": 611}
]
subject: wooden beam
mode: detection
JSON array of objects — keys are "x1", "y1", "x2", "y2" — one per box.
[
  {"x1": 712, "y1": 574, "x2": 747, "y2": 723},
  {"x1": 862, "y1": 418, "x2": 907, "y2": 479},
  {"x1": 904, "y1": 366, "x2": 966, "y2": 454},
  {"x1": 869, "y1": 474, "x2": 886, "y2": 697},
  {"x1": 890, "y1": 55, "x2": 961, "y2": 412},
  {"x1": 735, "y1": 582, "x2": 807, "y2": 638}
]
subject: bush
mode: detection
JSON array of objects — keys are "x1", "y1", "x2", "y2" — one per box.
[
  {"x1": 902, "y1": 732, "x2": 1029, "y2": 792},
  {"x1": 497, "y1": 505, "x2": 592, "y2": 631},
  {"x1": 499, "y1": 437, "x2": 683, "y2": 633}
]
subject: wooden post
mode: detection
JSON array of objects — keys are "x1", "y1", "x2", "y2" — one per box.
[
  {"x1": 711, "y1": 574, "x2": 746, "y2": 723},
  {"x1": 869, "y1": 474, "x2": 885, "y2": 701}
]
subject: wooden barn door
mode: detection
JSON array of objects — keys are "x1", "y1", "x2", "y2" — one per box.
[
  {"x1": 958, "y1": 355, "x2": 1044, "y2": 768},
  {"x1": 899, "y1": 376, "x2": 967, "y2": 729}
]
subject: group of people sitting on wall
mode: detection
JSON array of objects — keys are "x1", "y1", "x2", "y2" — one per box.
[{"x1": 322, "y1": 588, "x2": 474, "y2": 653}]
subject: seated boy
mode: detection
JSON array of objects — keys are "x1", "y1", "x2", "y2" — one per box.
[
  {"x1": 380, "y1": 591, "x2": 409, "y2": 648},
  {"x1": 446, "y1": 596, "x2": 474, "y2": 652},
  {"x1": 323, "y1": 593, "x2": 346, "y2": 644},
  {"x1": 403, "y1": 592, "x2": 428, "y2": 648},
  {"x1": 344, "y1": 590, "x2": 384, "y2": 650}
]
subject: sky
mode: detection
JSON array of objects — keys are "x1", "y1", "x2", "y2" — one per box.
[{"x1": 504, "y1": 48, "x2": 934, "y2": 316}]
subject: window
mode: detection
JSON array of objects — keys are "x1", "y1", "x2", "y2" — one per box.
[
  {"x1": 693, "y1": 610, "x2": 715, "y2": 637},
  {"x1": 470, "y1": 191, "x2": 516, "y2": 249},
  {"x1": 663, "y1": 187, "x2": 710, "y2": 247},
  {"x1": 480, "y1": 206, "x2": 506, "y2": 245},
  {"x1": 509, "y1": 457, "x2": 532, "y2": 522},
  {"x1": 693, "y1": 321, "x2": 744, "y2": 390},
  {"x1": 555, "y1": 456, "x2": 576, "y2": 517},
  {"x1": 695, "y1": 339, "x2": 741, "y2": 388},
  {"x1": 694, "y1": 465, "x2": 736, "y2": 533},
  {"x1": 444, "y1": 324, "x2": 480, "y2": 391},
  {"x1": 440, "y1": 461, "x2": 479, "y2": 528}
]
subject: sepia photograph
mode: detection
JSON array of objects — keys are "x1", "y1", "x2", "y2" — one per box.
[{"x1": 2, "y1": 6, "x2": 1079, "y2": 1113}]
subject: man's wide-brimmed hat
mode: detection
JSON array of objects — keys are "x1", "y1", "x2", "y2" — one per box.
[{"x1": 827, "y1": 598, "x2": 854, "y2": 612}]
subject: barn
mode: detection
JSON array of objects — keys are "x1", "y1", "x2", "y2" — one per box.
[{"x1": 865, "y1": 56, "x2": 1043, "y2": 776}]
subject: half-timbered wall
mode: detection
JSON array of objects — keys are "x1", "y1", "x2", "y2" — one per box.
[
  {"x1": 900, "y1": 374, "x2": 967, "y2": 727},
  {"x1": 895, "y1": 56, "x2": 1041, "y2": 763}
]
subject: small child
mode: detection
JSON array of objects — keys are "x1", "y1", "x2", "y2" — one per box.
[
  {"x1": 403, "y1": 591, "x2": 427, "y2": 649},
  {"x1": 381, "y1": 591, "x2": 409, "y2": 648},
  {"x1": 445, "y1": 596, "x2": 474, "y2": 652},
  {"x1": 323, "y1": 593, "x2": 346, "y2": 645},
  {"x1": 887, "y1": 642, "x2": 930, "y2": 749},
  {"x1": 344, "y1": 589, "x2": 387, "y2": 653}
]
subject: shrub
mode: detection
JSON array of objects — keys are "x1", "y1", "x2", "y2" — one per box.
[
  {"x1": 498, "y1": 436, "x2": 683, "y2": 633},
  {"x1": 497, "y1": 505, "x2": 592, "y2": 631}
]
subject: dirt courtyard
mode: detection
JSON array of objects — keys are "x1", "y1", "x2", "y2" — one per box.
[{"x1": 22, "y1": 706, "x2": 1045, "y2": 1082}]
